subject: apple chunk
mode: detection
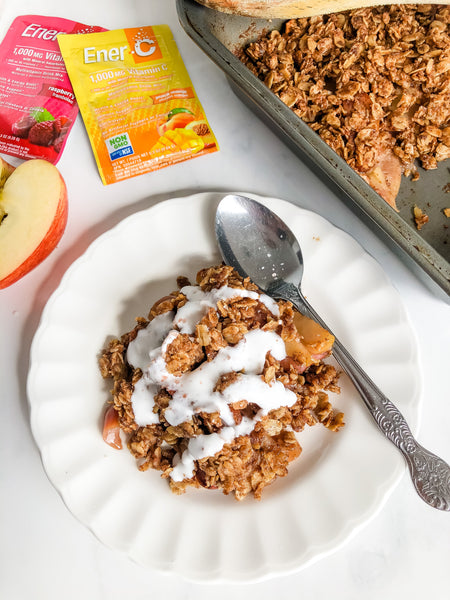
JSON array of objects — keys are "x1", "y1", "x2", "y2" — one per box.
[
  {"x1": 0, "y1": 159, "x2": 68, "y2": 289},
  {"x1": 284, "y1": 310, "x2": 335, "y2": 369}
]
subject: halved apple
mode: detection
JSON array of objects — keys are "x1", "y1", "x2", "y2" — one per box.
[
  {"x1": 0, "y1": 156, "x2": 15, "y2": 188},
  {"x1": 0, "y1": 158, "x2": 68, "y2": 289}
]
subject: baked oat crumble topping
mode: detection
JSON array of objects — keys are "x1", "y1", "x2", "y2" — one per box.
[
  {"x1": 99, "y1": 265, "x2": 343, "y2": 500},
  {"x1": 240, "y1": 4, "x2": 450, "y2": 211}
]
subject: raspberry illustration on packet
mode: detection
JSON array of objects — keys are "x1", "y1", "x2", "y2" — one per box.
[{"x1": 13, "y1": 107, "x2": 72, "y2": 152}]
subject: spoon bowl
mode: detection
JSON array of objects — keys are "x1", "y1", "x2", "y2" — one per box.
[
  {"x1": 215, "y1": 194, "x2": 303, "y2": 291},
  {"x1": 215, "y1": 193, "x2": 450, "y2": 511}
]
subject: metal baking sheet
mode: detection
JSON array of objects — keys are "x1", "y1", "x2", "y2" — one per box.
[{"x1": 177, "y1": 0, "x2": 450, "y2": 299}]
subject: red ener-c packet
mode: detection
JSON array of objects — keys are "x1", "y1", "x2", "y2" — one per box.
[{"x1": 0, "y1": 15, "x2": 105, "y2": 163}]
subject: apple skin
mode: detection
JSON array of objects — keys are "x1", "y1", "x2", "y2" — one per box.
[{"x1": 0, "y1": 159, "x2": 68, "y2": 289}]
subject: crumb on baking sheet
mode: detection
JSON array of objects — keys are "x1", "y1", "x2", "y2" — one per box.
[{"x1": 413, "y1": 205, "x2": 429, "y2": 230}]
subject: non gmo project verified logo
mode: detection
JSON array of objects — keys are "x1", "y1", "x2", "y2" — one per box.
[{"x1": 106, "y1": 133, "x2": 134, "y2": 161}]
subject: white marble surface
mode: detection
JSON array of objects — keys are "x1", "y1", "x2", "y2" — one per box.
[{"x1": 0, "y1": 0, "x2": 449, "y2": 598}]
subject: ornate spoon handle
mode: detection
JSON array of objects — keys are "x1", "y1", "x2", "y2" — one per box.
[{"x1": 269, "y1": 280, "x2": 450, "y2": 511}]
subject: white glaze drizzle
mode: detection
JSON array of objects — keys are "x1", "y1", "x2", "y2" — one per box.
[
  {"x1": 126, "y1": 285, "x2": 296, "y2": 481},
  {"x1": 174, "y1": 284, "x2": 279, "y2": 334}
]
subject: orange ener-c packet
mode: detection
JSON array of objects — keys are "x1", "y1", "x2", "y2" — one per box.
[{"x1": 58, "y1": 25, "x2": 219, "y2": 184}]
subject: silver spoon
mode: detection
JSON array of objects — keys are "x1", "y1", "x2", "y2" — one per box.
[{"x1": 215, "y1": 193, "x2": 450, "y2": 511}]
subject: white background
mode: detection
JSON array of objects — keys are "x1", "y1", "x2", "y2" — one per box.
[{"x1": 0, "y1": 1, "x2": 449, "y2": 599}]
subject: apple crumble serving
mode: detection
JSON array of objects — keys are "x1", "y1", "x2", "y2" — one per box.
[
  {"x1": 240, "y1": 4, "x2": 450, "y2": 210},
  {"x1": 99, "y1": 265, "x2": 343, "y2": 500}
]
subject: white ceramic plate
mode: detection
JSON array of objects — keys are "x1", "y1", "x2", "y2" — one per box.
[{"x1": 28, "y1": 192, "x2": 422, "y2": 583}]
